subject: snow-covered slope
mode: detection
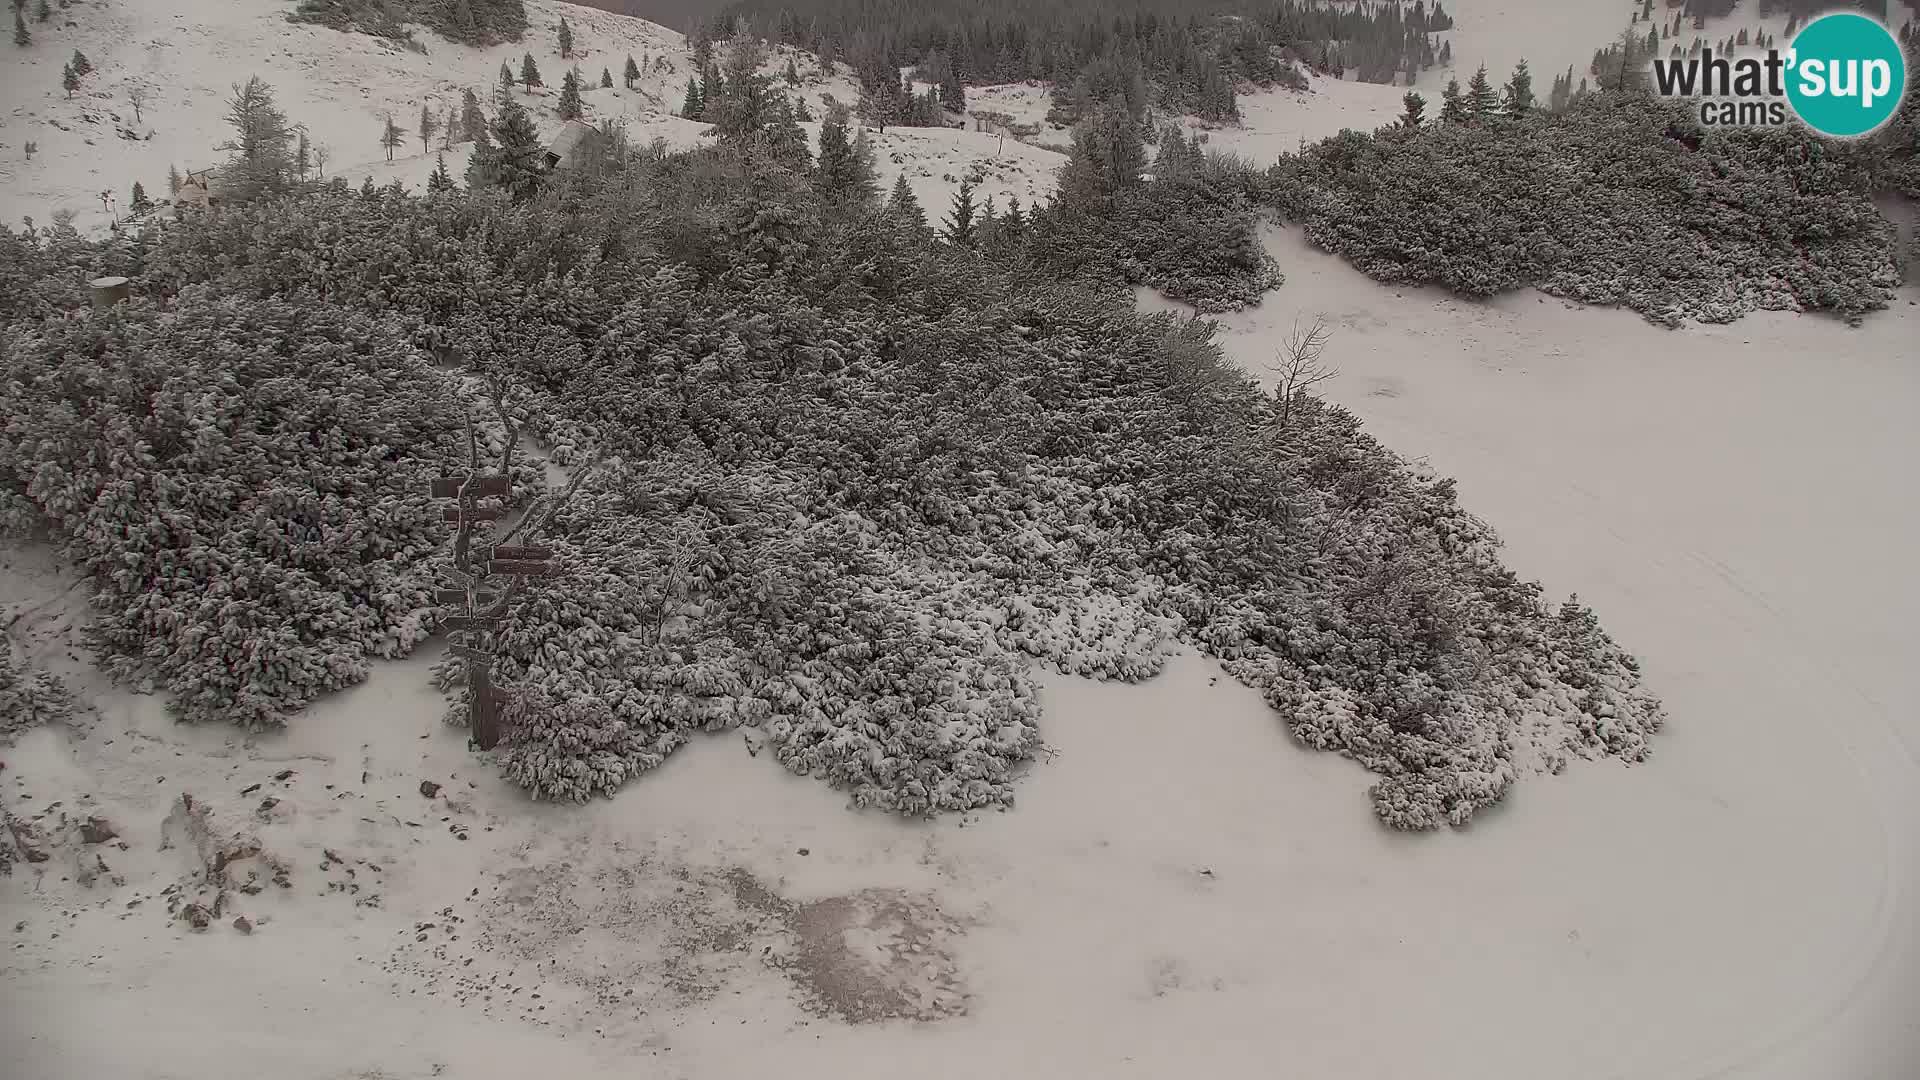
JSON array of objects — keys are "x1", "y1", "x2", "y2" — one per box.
[
  {"x1": 1420, "y1": 0, "x2": 1637, "y2": 93},
  {"x1": 0, "y1": 1, "x2": 670, "y2": 228},
  {"x1": 0, "y1": 0, "x2": 1068, "y2": 232}
]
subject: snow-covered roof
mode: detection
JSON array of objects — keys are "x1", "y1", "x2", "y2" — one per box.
[{"x1": 545, "y1": 120, "x2": 603, "y2": 168}]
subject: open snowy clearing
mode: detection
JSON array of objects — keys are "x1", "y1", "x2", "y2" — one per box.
[{"x1": 1421, "y1": 0, "x2": 1636, "y2": 95}]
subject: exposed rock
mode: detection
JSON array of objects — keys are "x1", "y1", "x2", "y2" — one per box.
[{"x1": 78, "y1": 816, "x2": 116, "y2": 844}]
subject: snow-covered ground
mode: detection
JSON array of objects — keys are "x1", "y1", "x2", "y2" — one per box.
[
  {"x1": 6, "y1": 2, "x2": 1920, "y2": 1078},
  {"x1": 1147, "y1": 231, "x2": 1920, "y2": 1078},
  {"x1": 1421, "y1": 0, "x2": 1638, "y2": 93}
]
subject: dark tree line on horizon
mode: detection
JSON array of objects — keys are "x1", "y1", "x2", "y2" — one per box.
[{"x1": 698, "y1": 0, "x2": 1454, "y2": 91}]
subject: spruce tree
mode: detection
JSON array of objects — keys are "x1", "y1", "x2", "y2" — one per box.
[
  {"x1": 1467, "y1": 65, "x2": 1497, "y2": 119},
  {"x1": 167, "y1": 163, "x2": 182, "y2": 195},
  {"x1": 557, "y1": 69, "x2": 584, "y2": 121},
  {"x1": 682, "y1": 77, "x2": 702, "y2": 119},
  {"x1": 1400, "y1": 90, "x2": 1426, "y2": 129},
  {"x1": 813, "y1": 100, "x2": 877, "y2": 206},
  {"x1": 521, "y1": 53, "x2": 542, "y2": 88},
  {"x1": 69, "y1": 49, "x2": 89, "y2": 76},
  {"x1": 499, "y1": 61, "x2": 516, "y2": 100},
  {"x1": 461, "y1": 88, "x2": 487, "y2": 142},
  {"x1": 1059, "y1": 98, "x2": 1145, "y2": 206},
  {"x1": 217, "y1": 77, "x2": 297, "y2": 202},
  {"x1": 428, "y1": 153, "x2": 454, "y2": 193},
  {"x1": 600, "y1": 67, "x2": 613, "y2": 89},
  {"x1": 940, "y1": 66, "x2": 965, "y2": 113},
  {"x1": 13, "y1": 8, "x2": 29, "y2": 47},
  {"x1": 624, "y1": 54, "x2": 640, "y2": 89},
  {"x1": 557, "y1": 16, "x2": 573, "y2": 59},
  {"x1": 296, "y1": 128, "x2": 310, "y2": 177},
  {"x1": 698, "y1": 64, "x2": 721, "y2": 121},
  {"x1": 944, "y1": 178, "x2": 977, "y2": 246},
  {"x1": 466, "y1": 93, "x2": 544, "y2": 203},
  {"x1": 418, "y1": 103, "x2": 439, "y2": 153},
  {"x1": 850, "y1": 125, "x2": 879, "y2": 191},
  {"x1": 361, "y1": 174, "x2": 377, "y2": 199},
  {"x1": 766, "y1": 96, "x2": 812, "y2": 172},
  {"x1": 1504, "y1": 60, "x2": 1535, "y2": 118},
  {"x1": 715, "y1": 30, "x2": 774, "y2": 141},
  {"x1": 885, "y1": 173, "x2": 925, "y2": 228},
  {"x1": 34, "y1": 0, "x2": 47, "y2": 22},
  {"x1": 62, "y1": 62, "x2": 77, "y2": 97},
  {"x1": 129, "y1": 181, "x2": 151, "y2": 213},
  {"x1": 380, "y1": 114, "x2": 405, "y2": 162},
  {"x1": 1440, "y1": 79, "x2": 1468, "y2": 123},
  {"x1": 1001, "y1": 196, "x2": 1026, "y2": 240},
  {"x1": 784, "y1": 58, "x2": 800, "y2": 86}
]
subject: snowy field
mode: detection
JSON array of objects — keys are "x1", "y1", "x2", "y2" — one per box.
[{"x1": 5, "y1": 1, "x2": 1920, "y2": 1078}]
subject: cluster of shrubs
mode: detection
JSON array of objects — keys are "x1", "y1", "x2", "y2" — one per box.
[
  {"x1": 0, "y1": 284, "x2": 474, "y2": 727},
  {"x1": 1026, "y1": 125, "x2": 1284, "y2": 312},
  {"x1": 1266, "y1": 93, "x2": 1904, "y2": 325},
  {"x1": 0, "y1": 138, "x2": 1663, "y2": 828},
  {"x1": 289, "y1": 0, "x2": 527, "y2": 48},
  {"x1": 0, "y1": 646, "x2": 73, "y2": 742}
]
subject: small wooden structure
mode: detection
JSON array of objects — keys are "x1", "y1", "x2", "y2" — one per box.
[
  {"x1": 544, "y1": 119, "x2": 606, "y2": 170},
  {"x1": 174, "y1": 167, "x2": 219, "y2": 211},
  {"x1": 89, "y1": 276, "x2": 131, "y2": 309}
]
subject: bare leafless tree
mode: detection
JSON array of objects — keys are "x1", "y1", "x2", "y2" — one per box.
[
  {"x1": 128, "y1": 84, "x2": 148, "y2": 125},
  {"x1": 1267, "y1": 316, "x2": 1338, "y2": 430},
  {"x1": 312, "y1": 144, "x2": 330, "y2": 179}
]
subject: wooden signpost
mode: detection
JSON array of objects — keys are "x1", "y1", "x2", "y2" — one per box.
[{"x1": 430, "y1": 470, "x2": 557, "y2": 752}]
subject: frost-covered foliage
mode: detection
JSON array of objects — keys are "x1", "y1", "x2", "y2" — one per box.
[
  {"x1": 0, "y1": 220, "x2": 133, "y2": 324},
  {"x1": 1028, "y1": 150, "x2": 1283, "y2": 313},
  {"x1": 0, "y1": 290, "x2": 472, "y2": 727},
  {"x1": 1269, "y1": 94, "x2": 1901, "y2": 326},
  {"x1": 0, "y1": 647, "x2": 73, "y2": 741},
  {"x1": 289, "y1": 0, "x2": 527, "y2": 47},
  {"x1": 26, "y1": 146, "x2": 1664, "y2": 827}
]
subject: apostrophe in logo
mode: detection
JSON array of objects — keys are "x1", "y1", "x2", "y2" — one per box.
[{"x1": 1784, "y1": 13, "x2": 1908, "y2": 137}]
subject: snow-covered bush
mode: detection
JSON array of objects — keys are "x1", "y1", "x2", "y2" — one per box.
[
  {"x1": 0, "y1": 647, "x2": 74, "y2": 741},
  {"x1": 0, "y1": 289, "x2": 472, "y2": 727},
  {"x1": 289, "y1": 0, "x2": 526, "y2": 47},
  {"x1": 1271, "y1": 94, "x2": 1901, "y2": 325},
  {"x1": 0, "y1": 219, "x2": 124, "y2": 324},
  {"x1": 1028, "y1": 151, "x2": 1283, "y2": 312},
  {"x1": 71, "y1": 145, "x2": 1664, "y2": 827}
]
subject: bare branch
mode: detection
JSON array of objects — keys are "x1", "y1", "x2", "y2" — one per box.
[
  {"x1": 499, "y1": 453, "x2": 605, "y2": 547},
  {"x1": 1267, "y1": 316, "x2": 1339, "y2": 430}
]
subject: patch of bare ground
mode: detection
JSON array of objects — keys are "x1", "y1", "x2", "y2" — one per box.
[{"x1": 385, "y1": 842, "x2": 970, "y2": 1029}]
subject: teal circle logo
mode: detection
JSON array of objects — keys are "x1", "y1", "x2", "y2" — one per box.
[{"x1": 1785, "y1": 13, "x2": 1908, "y2": 137}]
